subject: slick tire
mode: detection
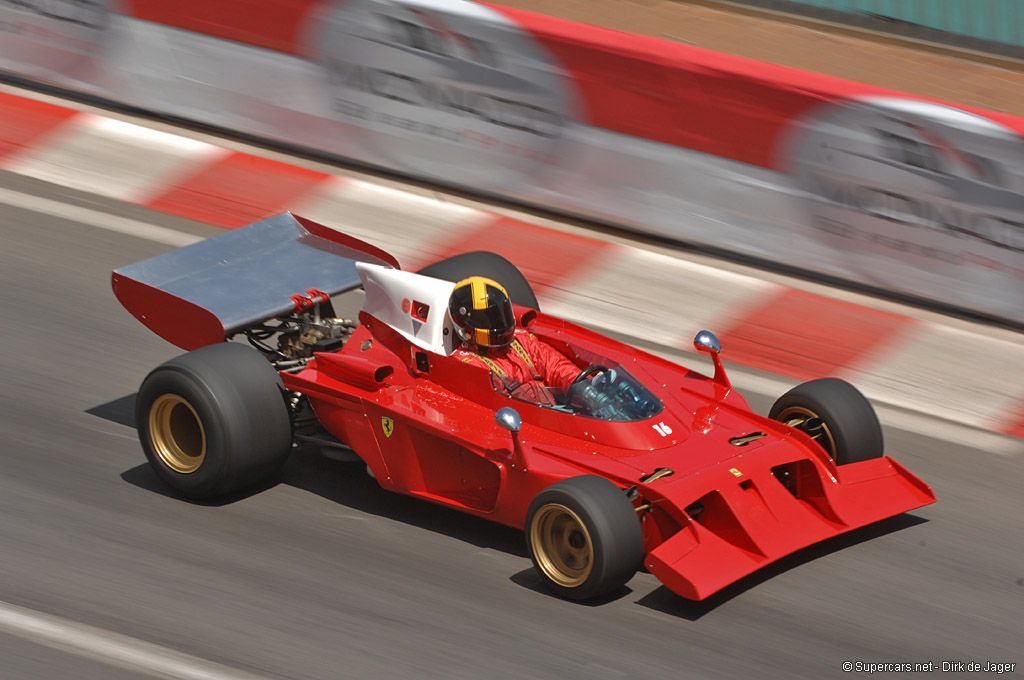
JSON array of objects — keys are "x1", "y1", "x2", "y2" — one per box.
[
  {"x1": 136, "y1": 342, "x2": 293, "y2": 499},
  {"x1": 526, "y1": 476, "x2": 643, "y2": 601},
  {"x1": 417, "y1": 251, "x2": 539, "y2": 311},
  {"x1": 769, "y1": 377, "x2": 883, "y2": 465}
]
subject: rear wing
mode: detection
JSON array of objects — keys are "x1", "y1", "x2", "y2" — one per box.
[{"x1": 112, "y1": 213, "x2": 399, "y2": 350}]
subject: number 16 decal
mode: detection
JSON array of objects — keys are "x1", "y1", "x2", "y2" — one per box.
[{"x1": 652, "y1": 421, "x2": 673, "y2": 436}]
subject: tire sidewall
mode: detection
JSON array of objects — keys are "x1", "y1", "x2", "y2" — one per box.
[
  {"x1": 526, "y1": 476, "x2": 643, "y2": 600},
  {"x1": 136, "y1": 343, "x2": 292, "y2": 499},
  {"x1": 769, "y1": 378, "x2": 883, "y2": 465},
  {"x1": 137, "y1": 365, "x2": 233, "y2": 497}
]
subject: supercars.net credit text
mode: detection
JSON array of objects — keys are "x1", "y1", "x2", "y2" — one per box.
[{"x1": 843, "y1": 661, "x2": 1016, "y2": 673}]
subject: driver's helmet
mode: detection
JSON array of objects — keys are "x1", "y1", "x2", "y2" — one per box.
[{"x1": 449, "y1": 276, "x2": 516, "y2": 349}]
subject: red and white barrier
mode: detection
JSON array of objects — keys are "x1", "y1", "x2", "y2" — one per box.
[{"x1": 1, "y1": 0, "x2": 1022, "y2": 323}]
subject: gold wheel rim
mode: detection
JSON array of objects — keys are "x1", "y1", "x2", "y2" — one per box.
[
  {"x1": 778, "y1": 406, "x2": 836, "y2": 460},
  {"x1": 530, "y1": 504, "x2": 593, "y2": 588},
  {"x1": 149, "y1": 394, "x2": 206, "y2": 474}
]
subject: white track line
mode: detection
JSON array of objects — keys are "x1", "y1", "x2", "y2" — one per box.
[
  {"x1": 0, "y1": 186, "x2": 201, "y2": 247},
  {"x1": 0, "y1": 601, "x2": 271, "y2": 680}
]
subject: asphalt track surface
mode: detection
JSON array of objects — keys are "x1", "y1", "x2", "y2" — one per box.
[{"x1": 2, "y1": 171, "x2": 1022, "y2": 680}]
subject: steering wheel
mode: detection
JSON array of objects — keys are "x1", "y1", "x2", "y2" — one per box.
[
  {"x1": 565, "y1": 365, "x2": 610, "y2": 411},
  {"x1": 571, "y1": 364, "x2": 609, "y2": 385}
]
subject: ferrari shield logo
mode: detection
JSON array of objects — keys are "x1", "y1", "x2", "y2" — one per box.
[
  {"x1": 381, "y1": 417, "x2": 395, "y2": 438},
  {"x1": 729, "y1": 467, "x2": 743, "y2": 477}
]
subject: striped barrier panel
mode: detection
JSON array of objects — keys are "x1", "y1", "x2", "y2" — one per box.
[{"x1": 0, "y1": 0, "x2": 1021, "y2": 324}]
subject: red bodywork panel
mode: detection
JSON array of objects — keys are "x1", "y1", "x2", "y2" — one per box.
[{"x1": 282, "y1": 306, "x2": 936, "y2": 601}]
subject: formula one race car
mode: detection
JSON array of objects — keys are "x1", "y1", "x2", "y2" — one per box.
[{"x1": 112, "y1": 213, "x2": 935, "y2": 602}]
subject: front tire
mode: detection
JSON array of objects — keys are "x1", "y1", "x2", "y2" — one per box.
[
  {"x1": 136, "y1": 342, "x2": 293, "y2": 499},
  {"x1": 769, "y1": 378, "x2": 883, "y2": 465},
  {"x1": 526, "y1": 476, "x2": 643, "y2": 601}
]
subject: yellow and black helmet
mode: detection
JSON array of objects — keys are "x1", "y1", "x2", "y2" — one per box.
[{"x1": 449, "y1": 276, "x2": 516, "y2": 348}]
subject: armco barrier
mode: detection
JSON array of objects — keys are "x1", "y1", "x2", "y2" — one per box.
[{"x1": 1, "y1": 0, "x2": 1022, "y2": 325}]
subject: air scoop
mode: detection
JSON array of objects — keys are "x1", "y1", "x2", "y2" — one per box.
[
  {"x1": 640, "y1": 468, "x2": 675, "y2": 483},
  {"x1": 730, "y1": 432, "x2": 766, "y2": 446}
]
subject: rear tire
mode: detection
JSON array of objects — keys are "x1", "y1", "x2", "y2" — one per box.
[
  {"x1": 769, "y1": 378, "x2": 883, "y2": 465},
  {"x1": 136, "y1": 342, "x2": 292, "y2": 499},
  {"x1": 526, "y1": 476, "x2": 643, "y2": 601},
  {"x1": 418, "y1": 251, "x2": 539, "y2": 310}
]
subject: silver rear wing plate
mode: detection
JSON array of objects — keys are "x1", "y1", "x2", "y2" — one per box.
[{"x1": 112, "y1": 213, "x2": 399, "y2": 350}]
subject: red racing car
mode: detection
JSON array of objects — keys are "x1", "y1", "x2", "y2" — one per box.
[{"x1": 113, "y1": 213, "x2": 935, "y2": 602}]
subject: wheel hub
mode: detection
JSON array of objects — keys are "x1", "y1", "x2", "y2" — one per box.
[
  {"x1": 779, "y1": 405, "x2": 836, "y2": 459},
  {"x1": 531, "y1": 504, "x2": 594, "y2": 588},
  {"x1": 149, "y1": 394, "x2": 206, "y2": 473}
]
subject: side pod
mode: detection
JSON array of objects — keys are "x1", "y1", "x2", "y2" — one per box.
[{"x1": 315, "y1": 353, "x2": 394, "y2": 391}]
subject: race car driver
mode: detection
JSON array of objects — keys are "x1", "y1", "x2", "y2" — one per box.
[{"x1": 449, "y1": 276, "x2": 580, "y2": 404}]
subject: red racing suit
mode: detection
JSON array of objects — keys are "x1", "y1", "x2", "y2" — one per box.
[{"x1": 453, "y1": 329, "x2": 580, "y2": 403}]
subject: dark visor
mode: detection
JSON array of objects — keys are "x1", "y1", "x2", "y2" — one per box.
[{"x1": 469, "y1": 299, "x2": 516, "y2": 335}]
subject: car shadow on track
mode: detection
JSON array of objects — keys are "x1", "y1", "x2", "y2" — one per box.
[
  {"x1": 634, "y1": 513, "x2": 928, "y2": 620},
  {"x1": 279, "y1": 447, "x2": 529, "y2": 557},
  {"x1": 508, "y1": 568, "x2": 636, "y2": 605},
  {"x1": 119, "y1": 462, "x2": 284, "y2": 505},
  {"x1": 86, "y1": 393, "x2": 137, "y2": 429}
]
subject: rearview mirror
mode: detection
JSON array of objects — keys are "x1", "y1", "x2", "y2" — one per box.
[
  {"x1": 495, "y1": 407, "x2": 522, "y2": 434},
  {"x1": 693, "y1": 330, "x2": 721, "y2": 355}
]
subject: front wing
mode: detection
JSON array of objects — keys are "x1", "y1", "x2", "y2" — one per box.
[{"x1": 643, "y1": 453, "x2": 935, "y2": 600}]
